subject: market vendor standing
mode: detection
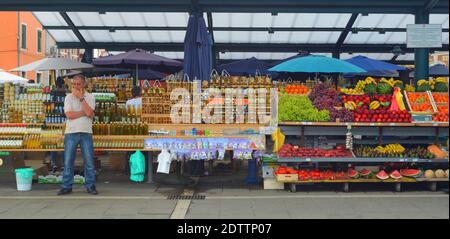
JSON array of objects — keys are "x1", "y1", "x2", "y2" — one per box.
[
  {"x1": 126, "y1": 86, "x2": 142, "y2": 111},
  {"x1": 58, "y1": 74, "x2": 97, "y2": 195}
]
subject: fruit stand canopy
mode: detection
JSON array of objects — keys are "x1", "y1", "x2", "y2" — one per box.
[{"x1": 1, "y1": 0, "x2": 448, "y2": 63}]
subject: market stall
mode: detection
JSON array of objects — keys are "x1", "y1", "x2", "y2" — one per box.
[{"x1": 265, "y1": 75, "x2": 449, "y2": 192}]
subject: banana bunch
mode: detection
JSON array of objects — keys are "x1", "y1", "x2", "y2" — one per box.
[
  {"x1": 340, "y1": 88, "x2": 363, "y2": 95},
  {"x1": 429, "y1": 79, "x2": 436, "y2": 89},
  {"x1": 344, "y1": 101, "x2": 357, "y2": 111},
  {"x1": 364, "y1": 77, "x2": 377, "y2": 85},
  {"x1": 417, "y1": 79, "x2": 435, "y2": 89},
  {"x1": 369, "y1": 100, "x2": 381, "y2": 110},
  {"x1": 380, "y1": 78, "x2": 396, "y2": 88},
  {"x1": 417, "y1": 79, "x2": 429, "y2": 86},
  {"x1": 405, "y1": 84, "x2": 415, "y2": 92},
  {"x1": 435, "y1": 77, "x2": 448, "y2": 83},
  {"x1": 375, "y1": 144, "x2": 406, "y2": 154}
]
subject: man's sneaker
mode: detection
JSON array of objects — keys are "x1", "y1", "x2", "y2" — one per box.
[
  {"x1": 57, "y1": 188, "x2": 72, "y2": 196},
  {"x1": 87, "y1": 186, "x2": 98, "y2": 195}
]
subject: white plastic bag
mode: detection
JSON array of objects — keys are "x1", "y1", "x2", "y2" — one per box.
[{"x1": 157, "y1": 150, "x2": 172, "y2": 174}]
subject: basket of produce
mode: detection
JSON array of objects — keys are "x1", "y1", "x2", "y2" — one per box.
[
  {"x1": 404, "y1": 91, "x2": 436, "y2": 122},
  {"x1": 429, "y1": 92, "x2": 449, "y2": 122}
]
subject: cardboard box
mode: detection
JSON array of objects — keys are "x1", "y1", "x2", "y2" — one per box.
[{"x1": 263, "y1": 178, "x2": 285, "y2": 190}]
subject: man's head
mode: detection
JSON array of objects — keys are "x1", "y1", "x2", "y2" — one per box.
[
  {"x1": 72, "y1": 74, "x2": 86, "y2": 91},
  {"x1": 132, "y1": 86, "x2": 142, "y2": 98}
]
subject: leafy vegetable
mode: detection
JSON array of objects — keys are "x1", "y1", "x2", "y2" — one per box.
[{"x1": 278, "y1": 94, "x2": 330, "y2": 122}]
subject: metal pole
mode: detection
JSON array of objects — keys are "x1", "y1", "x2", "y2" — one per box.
[
  {"x1": 135, "y1": 64, "x2": 139, "y2": 86},
  {"x1": 147, "y1": 151, "x2": 154, "y2": 183},
  {"x1": 414, "y1": 9, "x2": 430, "y2": 82}
]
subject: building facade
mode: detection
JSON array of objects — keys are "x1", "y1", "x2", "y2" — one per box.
[{"x1": 0, "y1": 12, "x2": 46, "y2": 83}]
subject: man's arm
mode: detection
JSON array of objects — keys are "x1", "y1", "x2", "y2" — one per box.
[
  {"x1": 80, "y1": 99, "x2": 94, "y2": 118},
  {"x1": 66, "y1": 111, "x2": 86, "y2": 120}
]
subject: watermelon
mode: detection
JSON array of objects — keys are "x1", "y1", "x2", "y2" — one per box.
[
  {"x1": 377, "y1": 83, "x2": 393, "y2": 95},
  {"x1": 360, "y1": 169, "x2": 373, "y2": 178},
  {"x1": 348, "y1": 168, "x2": 360, "y2": 179},
  {"x1": 376, "y1": 170, "x2": 389, "y2": 180},
  {"x1": 364, "y1": 84, "x2": 377, "y2": 95},
  {"x1": 416, "y1": 83, "x2": 432, "y2": 92},
  {"x1": 400, "y1": 169, "x2": 423, "y2": 178},
  {"x1": 390, "y1": 170, "x2": 402, "y2": 180},
  {"x1": 434, "y1": 82, "x2": 448, "y2": 92}
]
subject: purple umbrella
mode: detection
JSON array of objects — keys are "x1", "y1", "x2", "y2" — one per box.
[
  {"x1": 93, "y1": 49, "x2": 182, "y2": 82},
  {"x1": 183, "y1": 14, "x2": 212, "y2": 81}
]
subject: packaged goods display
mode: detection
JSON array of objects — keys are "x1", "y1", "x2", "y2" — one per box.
[{"x1": 1, "y1": 83, "x2": 45, "y2": 123}]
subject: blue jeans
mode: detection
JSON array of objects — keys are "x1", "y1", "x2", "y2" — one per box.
[{"x1": 62, "y1": 133, "x2": 95, "y2": 189}]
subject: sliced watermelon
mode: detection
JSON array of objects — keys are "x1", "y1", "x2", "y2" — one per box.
[
  {"x1": 390, "y1": 170, "x2": 402, "y2": 180},
  {"x1": 400, "y1": 169, "x2": 423, "y2": 178},
  {"x1": 360, "y1": 169, "x2": 373, "y2": 178},
  {"x1": 348, "y1": 168, "x2": 360, "y2": 179},
  {"x1": 376, "y1": 170, "x2": 389, "y2": 180}
]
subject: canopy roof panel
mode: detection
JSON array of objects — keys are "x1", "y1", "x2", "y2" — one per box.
[{"x1": 16, "y1": 0, "x2": 447, "y2": 61}]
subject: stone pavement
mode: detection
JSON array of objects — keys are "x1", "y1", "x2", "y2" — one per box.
[{"x1": 0, "y1": 182, "x2": 448, "y2": 219}]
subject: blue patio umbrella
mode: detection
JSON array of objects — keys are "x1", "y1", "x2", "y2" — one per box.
[
  {"x1": 409, "y1": 64, "x2": 449, "y2": 78},
  {"x1": 183, "y1": 14, "x2": 212, "y2": 81},
  {"x1": 269, "y1": 55, "x2": 366, "y2": 73},
  {"x1": 217, "y1": 57, "x2": 277, "y2": 77},
  {"x1": 429, "y1": 64, "x2": 449, "y2": 77},
  {"x1": 345, "y1": 56, "x2": 407, "y2": 72}
]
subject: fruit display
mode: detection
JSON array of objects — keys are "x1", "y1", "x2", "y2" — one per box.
[
  {"x1": 376, "y1": 170, "x2": 390, "y2": 180},
  {"x1": 278, "y1": 94, "x2": 330, "y2": 122},
  {"x1": 427, "y1": 145, "x2": 449, "y2": 158},
  {"x1": 278, "y1": 144, "x2": 352, "y2": 158},
  {"x1": 416, "y1": 79, "x2": 433, "y2": 92},
  {"x1": 433, "y1": 78, "x2": 449, "y2": 92},
  {"x1": 375, "y1": 144, "x2": 405, "y2": 154},
  {"x1": 275, "y1": 167, "x2": 349, "y2": 181},
  {"x1": 400, "y1": 169, "x2": 423, "y2": 178},
  {"x1": 360, "y1": 169, "x2": 373, "y2": 178},
  {"x1": 283, "y1": 84, "x2": 309, "y2": 95},
  {"x1": 310, "y1": 83, "x2": 353, "y2": 122},
  {"x1": 348, "y1": 168, "x2": 359, "y2": 179},
  {"x1": 353, "y1": 145, "x2": 434, "y2": 159},
  {"x1": 389, "y1": 170, "x2": 402, "y2": 180},
  {"x1": 417, "y1": 78, "x2": 449, "y2": 92},
  {"x1": 405, "y1": 84, "x2": 416, "y2": 92},
  {"x1": 424, "y1": 170, "x2": 435, "y2": 179},
  {"x1": 430, "y1": 93, "x2": 449, "y2": 122},
  {"x1": 341, "y1": 93, "x2": 411, "y2": 122},
  {"x1": 353, "y1": 108, "x2": 411, "y2": 122},
  {"x1": 405, "y1": 92, "x2": 435, "y2": 113},
  {"x1": 340, "y1": 77, "x2": 377, "y2": 95}
]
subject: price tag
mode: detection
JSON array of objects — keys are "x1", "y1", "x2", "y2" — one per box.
[
  {"x1": 399, "y1": 158, "x2": 405, "y2": 162},
  {"x1": 306, "y1": 122, "x2": 313, "y2": 125},
  {"x1": 305, "y1": 158, "x2": 311, "y2": 162},
  {"x1": 389, "y1": 123, "x2": 396, "y2": 126},
  {"x1": 370, "y1": 123, "x2": 375, "y2": 126},
  {"x1": 433, "y1": 123, "x2": 438, "y2": 126},
  {"x1": 412, "y1": 158, "x2": 419, "y2": 162}
]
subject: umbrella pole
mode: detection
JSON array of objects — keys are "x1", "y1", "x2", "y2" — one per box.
[{"x1": 135, "y1": 64, "x2": 139, "y2": 86}]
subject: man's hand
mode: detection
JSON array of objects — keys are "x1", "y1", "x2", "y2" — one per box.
[{"x1": 72, "y1": 88, "x2": 84, "y2": 99}]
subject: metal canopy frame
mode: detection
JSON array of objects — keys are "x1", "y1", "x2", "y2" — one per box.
[
  {"x1": 1, "y1": 0, "x2": 448, "y2": 65},
  {"x1": 1, "y1": 0, "x2": 448, "y2": 13}
]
